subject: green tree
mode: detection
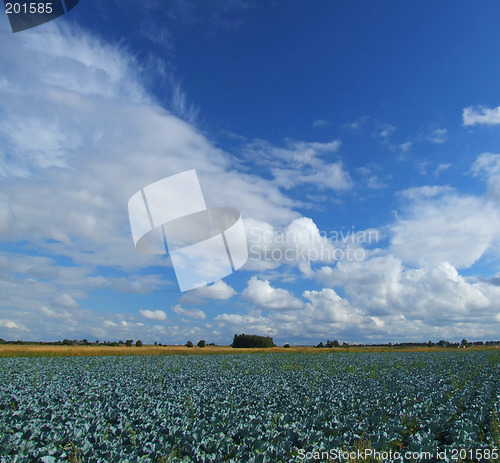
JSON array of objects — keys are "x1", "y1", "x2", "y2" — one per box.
[
  {"x1": 197, "y1": 340, "x2": 206, "y2": 348},
  {"x1": 135, "y1": 340, "x2": 143, "y2": 347}
]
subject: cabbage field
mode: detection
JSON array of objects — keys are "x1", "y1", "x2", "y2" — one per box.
[{"x1": 1, "y1": 351, "x2": 499, "y2": 462}]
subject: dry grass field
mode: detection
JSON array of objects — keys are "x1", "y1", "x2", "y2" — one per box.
[{"x1": 0, "y1": 343, "x2": 497, "y2": 357}]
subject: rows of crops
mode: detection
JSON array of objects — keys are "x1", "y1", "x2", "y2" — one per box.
[{"x1": 1, "y1": 351, "x2": 499, "y2": 462}]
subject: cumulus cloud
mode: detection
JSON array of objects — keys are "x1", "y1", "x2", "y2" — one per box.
[
  {"x1": 391, "y1": 185, "x2": 500, "y2": 268},
  {"x1": 188, "y1": 151, "x2": 500, "y2": 343},
  {"x1": 245, "y1": 216, "x2": 375, "y2": 274},
  {"x1": 217, "y1": 285, "x2": 377, "y2": 343},
  {"x1": 242, "y1": 276, "x2": 304, "y2": 310},
  {"x1": 303, "y1": 288, "x2": 365, "y2": 324},
  {"x1": 191, "y1": 280, "x2": 237, "y2": 299},
  {"x1": 311, "y1": 253, "x2": 500, "y2": 341},
  {"x1": 140, "y1": 309, "x2": 167, "y2": 321},
  {"x1": 463, "y1": 105, "x2": 500, "y2": 126}
]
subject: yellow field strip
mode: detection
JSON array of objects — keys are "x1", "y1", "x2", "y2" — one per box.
[{"x1": 0, "y1": 344, "x2": 497, "y2": 357}]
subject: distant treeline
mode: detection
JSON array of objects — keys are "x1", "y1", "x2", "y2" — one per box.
[
  {"x1": 0, "y1": 338, "x2": 145, "y2": 347},
  {"x1": 315, "y1": 339, "x2": 500, "y2": 348}
]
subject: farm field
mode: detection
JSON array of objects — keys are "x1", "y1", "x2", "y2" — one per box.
[{"x1": 1, "y1": 351, "x2": 499, "y2": 462}]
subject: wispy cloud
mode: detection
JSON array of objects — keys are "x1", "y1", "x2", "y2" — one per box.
[
  {"x1": 242, "y1": 139, "x2": 352, "y2": 192},
  {"x1": 172, "y1": 304, "x2": 207, "y2": 320},
  {"x1": 171, "y1": 81, "x2": 200, "y2": 124},
  {"x1": 435, "y1": 163, "x2": 451, "y2": 176},
  {"x1": 0, "y1": 21, "x2": 298, "y2": 341},
  {"x1": 398, "y1": 141, "x2": 413, "y2": 153},
  {"x1": 342, "y1": 116, "x2": 370, "y2": 132},
  {"x1": 312, "y1": 119, "x2": 329, "y2": 127},
  {"x1": 426, "y1": 128, "x2": 448, "y2": 144},
  {"x1": 356, "y1": 164, "x2": 389, "y2": 190},
  {"x1": 375, "y1": 124, "x2": 396, "y2": 140}
]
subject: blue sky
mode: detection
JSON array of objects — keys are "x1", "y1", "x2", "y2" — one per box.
[{"x1": 2, "y1": 1, "x2": 500, "y2": 345}]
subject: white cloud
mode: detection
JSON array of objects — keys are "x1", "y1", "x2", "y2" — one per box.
[
  {"x1": 303, "y1": 288, "x2": 364, "y2": 324},
  {"x1": 191, "y1": 280, "x2": 237, "y2": 299},
  {"x1": 140, "y1": 309, "x2": 167, "y2": 321},
  {"x1": 242, "y1": 276, "x2": 304, "y2": 310},
  {"x1": 391, "y1": 185, "x2": 500, "y2": 268},
  {"x1": 463, "y1": 105, "x2": 500, "y2": 126},
  {"x1": 172, "y1": 304, "x2": 206, "y2": 320},
  {"x1": 0, "y1": 320, "x2": 29, "y2": 331}
]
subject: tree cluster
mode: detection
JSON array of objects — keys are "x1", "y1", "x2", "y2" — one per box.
[{"x1": 231, "y1": 333, "x2": 275, "y2": 348}]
